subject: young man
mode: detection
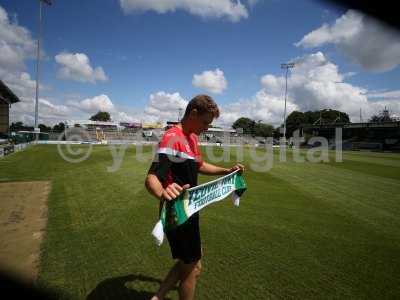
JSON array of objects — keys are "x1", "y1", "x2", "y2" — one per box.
[{"x1": 146, "y1": 95, "x2": 244, "y2": 300}]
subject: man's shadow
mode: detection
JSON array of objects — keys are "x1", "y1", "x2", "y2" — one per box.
[{"x1": 86, "y1": 274, "x2": 176, "y2": 300}]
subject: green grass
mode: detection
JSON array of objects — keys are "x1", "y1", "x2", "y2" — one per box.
[{"x1": 1, "y1": 145, "x2": 400, "y2": 299}]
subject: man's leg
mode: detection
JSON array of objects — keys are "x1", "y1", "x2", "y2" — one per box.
[
  {"x1": 178, "y1": 260, "x2": 202, "y2": 300},
  {"x1": 151, "y1": 259, "x2": 202, "y2": 300},
  {"x1": 152, "y1": 261, "x2": 181, "y2": 300}
]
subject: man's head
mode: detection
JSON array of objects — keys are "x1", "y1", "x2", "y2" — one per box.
[{"x1": 182, "y1": 95, "x2": 220, "y2": 135}]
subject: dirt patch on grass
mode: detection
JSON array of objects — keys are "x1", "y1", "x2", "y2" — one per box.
[{"x1": 0, "y1": 181, "x2": 50, "y2": 283}]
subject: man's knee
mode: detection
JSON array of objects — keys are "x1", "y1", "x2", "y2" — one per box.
[
  {"x1": 195, "y1": 260, "x2": 201, "y2": 277},
  {"x1": 179, "y1": 260, "x2": 202, "y2": 280}
]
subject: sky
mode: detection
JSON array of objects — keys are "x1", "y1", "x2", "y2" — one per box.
[{"x1": 1, "y1": 0, "x2": 400, "y2": 127}]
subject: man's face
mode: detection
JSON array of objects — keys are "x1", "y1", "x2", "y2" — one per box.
[{"x1": 191, "y1": 111, "x2": 214, "y2": 135}]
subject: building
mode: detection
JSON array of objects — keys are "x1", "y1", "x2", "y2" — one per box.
[
  {"x1": 119, "y1": 122, "x2": 142, "y2": 129},
  {"x1": 301, "y1": 121, "x2": 400, "y2": 151},
  {"x1": 165, "y1": 121, "x2": 179, "y2": 130},
  {"x1": 165, "y1": 121, "x2": 236, "y2": 137},
  {"x1": 0, "y1": 80, "x2": 21, "y2": 136},
  {"x1": 142, "y1": 122, "x2": 163, "y2": 129},
  {"x1": 65, "y1": 120, "x2": 121, "y2": 131},
  {"x1": 200, "y1": 127, "x2": 237, "y2": 143}
]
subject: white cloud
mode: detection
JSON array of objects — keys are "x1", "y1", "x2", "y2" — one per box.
[
  {"x1": 0, "y1": 71, "x2": 37, "y2": 99},
  {"x1": 247, "y1": 0, "x2": 260, "y2": 8},
  {"x1": 66, "y1": 94, "x2": 141, "y2": 123},
  {"x1": 296, "y1": 10, "x2": 400, "y2": 72},
  {"x1": 70, "y1": 92, "x2": 187, "y2": 124},
  {"x1": 114, "y1": 111, "x2": 140, "y2": 123},
  {"x1": 0, "y1": 41, "x2": 26, "y2": 71},
  {"x1": 10, "y1": 96, "x2": 72, "y2": 126},
  {"x1": 367, "y1": 90, "x2": 400, "y2": 100},
  {"x1": 119, "y1": 0, "x2": 248, "y2": 22},
  {"x1": 141, "y1": 58, "x2": 400, "y2": 126},
  {"x1": 0, "y1": 5, "x2": 69, "y2": 126},
  {"x1": 0, "y1": 6, "x2": 114, "y2": 125},
  {"x1": 0, "y1": 5, "x2": 38, "y2": 99},
  {"x1": 192, "y1": 68, "x2": 228, "y2": 94},
  {"x1": 144, "y1": 91, "x2": 188, "y2": 122},
  {"x1": 365, "y1": 101, "x2": 400, "y2": 121},
  {"x1": 365, "y1": 91, "x2": 400, "y2": 119},
  {"x1": 6, "y1": 72, "x2": 71, "y2": 125},
  {"x1": 11, "y1": 95, "x2": 138, "y2": 127},
  {"x1": 140, "y1": 89, "x2": 295, "y2": 127},
  {"x1": 260, "y1": 74, "x2": 285, "y2": 96},
  {"x1": 48, "y1": 91, "x2": 199, "y2": 125},
  {"x1": 259, "y1": 52, "x2": 369, "y2": 122},
  {"x1": 216, "y1": 52, "x2": 400, "y2": 127},
  {"x1": 217, "y1": 90, "x2": 298, "y2": 126},
  {"x1": 73, "y1": 94, "x2": 115, "y2": 113},
  {"x1": 0, "y1": 5, "x2": 36, "y2": 72},
  {"x1": 55, "y1": 52, "x2": 108, "y2": 83}
]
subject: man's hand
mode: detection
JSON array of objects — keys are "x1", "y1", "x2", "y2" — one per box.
[
  {"x1": 162, "y1": 183, "x2": 190, "y2": 201},
  {"x1": 228, "y1": 163, "x2": 245, "y2": 175}
]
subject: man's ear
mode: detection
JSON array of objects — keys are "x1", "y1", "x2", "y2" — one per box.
[{"x1": 189, "y1": 109, "x2": 198, "y2": 119}]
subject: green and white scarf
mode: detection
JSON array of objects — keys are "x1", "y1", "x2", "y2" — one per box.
[{"x1": 151, "y1": 170, "x2": 247, "y2": 245}]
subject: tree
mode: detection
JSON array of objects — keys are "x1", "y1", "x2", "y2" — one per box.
[
  {"x1": 319, "y1": 109, "x2": 350, "y2": 123},
  {"x1": 9, "y1": 122, "x2": 33, "y2": 132},
  {"x1": 232, "y1": 117, "x2": 273, "y2": 137},
  {"x1": 232, "y1": 117, "x2": 255, "y2": 134},
  {"x1": 254, "y1": 122, "x2": 274, "y2": 137},
  {"x1": 304, "y1": 111, "x2": 320, "y2": 124},
  {"x1": 369, "y1": 115, "x2": 381, "y2": 122},
  {"x1": 10, "y1": 121, "x2": 24, "y2": 131},
  {"x1": 273, "y1": 127, "x2": 281, "y2": 139},
  {"x1": 369, "y1": 108, "x2": 394, "y2": 123},
  {"x1": 53, "y1": 122, "x2": 65, "y2": 132},
  {"x1": 90, "y1": 111, "x2": 111, "y2": 122},
  {"x1": 285, "y1": 109, "x2": 350, "y2": 136},
  {"x1": 286, "y1": 111, "x2": 306, "y2": 137},
  {"x1": 38, "y1": 123, "x2": 51, "y2": 132},
  {"x1": 281, "y1": 109, "x2": 351, "y2": 138}
]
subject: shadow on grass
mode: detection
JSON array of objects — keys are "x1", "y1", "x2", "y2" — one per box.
[{"x1": 86, "y1": 274, "x2": 176, "y2": 300}]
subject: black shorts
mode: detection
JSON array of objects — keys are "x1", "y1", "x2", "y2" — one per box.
[{"x1": 166, "y1": 213, "x2": 201, "y2": 264}]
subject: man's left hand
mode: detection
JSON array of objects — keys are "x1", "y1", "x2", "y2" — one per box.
[{"x1": 228, "y1": 163, "x2": 245, "y2": 174}]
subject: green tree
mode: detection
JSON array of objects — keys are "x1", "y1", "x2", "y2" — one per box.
[
  {"x1": 303, "y1": 111, "x2": 319, "y2": 124},
  {"x1": 369, "y1": 108, "x2": 394, "y2": 122},
  {"x1": 286, "y1": 109, "x2": 350, "y2": 136},
  {"x1": 10, "y1": 121, "x2": 24, "y2": 131},
  {"x1": 284, "y1": 109, "x2": 351, "y2": 137},
  {"x1": 38, "y1": 123, "x2": 52, "y2": 132},
  {"x1": 9, "y1": 122, "x2": 33, "y2": 132},
  {"x1": 273, "y1": 127, "x2": 281, "y2": 139},
  {"x1": 286, "y1": 111, "x2": 306, "y2": 137},
  {"x1": 90, "y1": 111, "x2": 111, "y2": 122},
  {"x1": 254, "y1": 121, "x2": 274, "y2": 137},
  {"x1": 232, "y1": 117, "x2": 255, "y2": 134},
  {"x1": 319, "y1": 109, "x2": 350, "y2": 123},
  {"x1": 52, "y1": 122, "x2": 65, "y2": 132}
]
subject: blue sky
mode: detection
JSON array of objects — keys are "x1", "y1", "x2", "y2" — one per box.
[{"x1": 1, "y1": 0, "x2": 400, "y2": 125}]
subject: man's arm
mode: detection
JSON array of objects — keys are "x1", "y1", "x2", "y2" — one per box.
[
  {"x1": 198, "y1": 161, "x2": 244, "y2": 176},
  {"x1": 145, "y1": 173, "x2": 164, "y2": 200},
  {"x1": 145, "y1": 173, "x2": 189, "y2": 201}
]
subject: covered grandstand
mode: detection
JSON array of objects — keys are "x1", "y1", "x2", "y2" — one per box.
[
  {"x1": 0, "y1": 80, "x2": 22, "y2": 156},
  {"x1": 61, "y1": 119, "x2": 245, "y2": 145},
  {"x1": 0, "y1": 80, "x2": 20, "y2": 136},
  {"x1": 301, "y1": 121, "x2": 400, "y2": 151}
]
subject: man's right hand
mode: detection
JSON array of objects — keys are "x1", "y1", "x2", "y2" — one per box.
[{"x1": 161, "y1": 183, "x2": 190, "y2": 201}]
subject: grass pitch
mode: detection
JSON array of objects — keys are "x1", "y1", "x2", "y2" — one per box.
[{"x1": 0, "y1": 145, "x2": 399, "y2": 299}]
